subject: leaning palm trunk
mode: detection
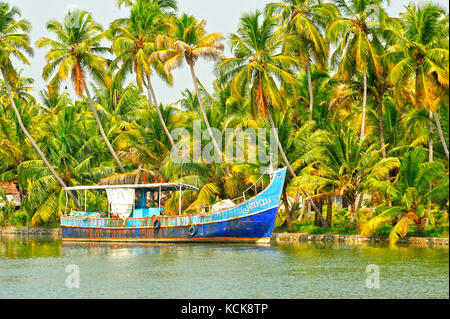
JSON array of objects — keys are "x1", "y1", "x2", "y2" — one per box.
[
  {"x1": 188, "y1": 63, "x2": 223, "y2": 163},
  {"x1": 428, "y1": 111, "x2": 434, "y2": 162},
  {"x1": 145, "y1": 74, "x2": 177, "y2": 151},
  {"x1": 307, "y1": 60, "x2": 314, "y2": 122},
  {"x1": 83, "y1": 82, "x2": 126, "y2": 174},
  {"x1": 427, "y1": 111, "x2": 434, "y2": 218},
  {"x1": 1, "y1": 69, "x2": 80, "y2": 208},
  {"x1": 266, "y1": 111, "x2": 328, "y2": 228},
  {"x1": 360, "y1": 69, "x2": 367, "y2": 142},
  {"x1": 433, "y1": 110, "x2": 449, "y2": 160}
]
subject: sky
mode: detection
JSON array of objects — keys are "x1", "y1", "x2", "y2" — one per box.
[{"x1": 9, "y1": 0, "x2": 450, "y2": 106}]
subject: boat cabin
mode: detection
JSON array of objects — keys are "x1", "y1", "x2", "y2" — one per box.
[{"x1": 64, "y1": 183, "x2": 199, "y2": 220}]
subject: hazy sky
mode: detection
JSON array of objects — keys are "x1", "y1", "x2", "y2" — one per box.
[{"x1": 10, "y1": 0, "x2": 450, "y2": 106}]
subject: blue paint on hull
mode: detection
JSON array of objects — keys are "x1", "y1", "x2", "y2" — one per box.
[{"x1": 61, "y1": 206, "x2": 279, "y2": 243}]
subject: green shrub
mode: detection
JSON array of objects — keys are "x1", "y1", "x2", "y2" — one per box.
[
  {"x1": 9, "y1": 211, "x2": 28, "y2": 226},
  {"x1": 374, "y1": 225, "x2": 393, "y2": 237}
]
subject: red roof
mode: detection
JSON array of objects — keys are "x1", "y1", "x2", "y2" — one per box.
[{"x1": 0, "y1": 181, "x2": 20, "y2": 195}]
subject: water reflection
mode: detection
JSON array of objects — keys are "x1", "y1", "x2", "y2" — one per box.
[
  {"x1": 0, "y1": 235, "x2": 448, "y2": 299},
  {"x1": 0, "y1": 234, "x2": 62, "y2": 259}
]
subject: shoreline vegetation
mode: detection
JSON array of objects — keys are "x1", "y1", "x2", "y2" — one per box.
[{"x1": 0, "y1": 0, "x2": 448, "y2": 246}]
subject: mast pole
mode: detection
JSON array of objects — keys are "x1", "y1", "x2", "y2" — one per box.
[{"x1": 159, "y1": 186, "x2": 161, "y2": 214}]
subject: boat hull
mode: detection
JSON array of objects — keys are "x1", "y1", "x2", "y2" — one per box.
[{"x1": 61, "y1": 206, "x2": 278, "y2": 244}]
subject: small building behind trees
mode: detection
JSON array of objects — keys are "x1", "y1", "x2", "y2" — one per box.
[{"x1": 0, "y1": 181, "x2": 21, "y2": 208}]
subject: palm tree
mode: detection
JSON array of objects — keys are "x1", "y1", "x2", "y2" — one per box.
[
  {"x1": 91, "y1": 76, "x2": 148, "y2": 132},
  {"x1": 0, "y1": 70, "x2": 36, "y2": 106},
  {"x1": 0, "y1": 2, "x2": 80, "y2": 206},
  {"x1": 19, "y1": 104, "x2": 115, "y2": 225},
  {"x1": 117, "y1": 0, "x2": 177, "y2": 14},
  {"x1": 36, "y1": 9, "x2": 126, "y2": 173},
  {"x1": 111, "y1": 0, "x2": 178, "y2": 150},
  {"x1": 152, "y1": 13, "x2": 225, "y2": 162},
  {"x1": 327, "y1": 0, "x2": 387, "y2": 142},
  {"x1": 266, "y1": 0, "x2": 338, "y2": 122},
  {"x1": 294, "y1": 123, "x2": 400, "y2": 228},
  {"x1": 218, "y1": 11, "x2": 299, "y2": 174},
  {"x1": 218, "y1": 10, "x2": 329, "y2": 225},
  {"x1": 362, "y1": 148, "x2": 448, "y2": 244},
  {"x1": 384, "y1": 2, "x2": 449, "y2": 160}
]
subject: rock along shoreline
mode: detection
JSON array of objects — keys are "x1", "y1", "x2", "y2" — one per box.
[
  {"x1": 0, "y1": 227, "x2": 61, "y2": 236},
  {"x1": 0, "y1": 227, "x2": 448, "y2": 247},
  {"x1": 272, "y1": 233, "x2": 449, "y2": 247}
]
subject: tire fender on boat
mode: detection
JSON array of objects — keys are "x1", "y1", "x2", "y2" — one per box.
[
  {"x1": 189, "y1": 225, "x2": 197, "y2": 237},
  {"x1": 153, "y1": 219, "x2": 161, "y2": 230}
]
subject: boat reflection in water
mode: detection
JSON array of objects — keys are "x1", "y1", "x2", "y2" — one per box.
[{"x1": 60, "y1": 241, "x2": 273, "y2": 258}]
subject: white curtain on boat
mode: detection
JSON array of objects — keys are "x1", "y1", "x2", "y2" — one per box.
[{"x1": 106, "y1": 188, "x2": 135, "y2": 220}]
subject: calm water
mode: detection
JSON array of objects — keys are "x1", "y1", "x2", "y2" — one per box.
[{"x1": 0, "y1": 234, "x2": 448, "y2": 299}]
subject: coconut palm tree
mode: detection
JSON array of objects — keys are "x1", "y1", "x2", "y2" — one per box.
[
  {"x1": 90, "y1": 70, "x2": 149, "y2": 141},
  {"x1": 36, "y1": 9, "x2": 126, "y2": 174},
  {"x1": 0, "y1": 2, "x2": 80, "y2": 206},
  {"x1": 0, "y1": 70, "x2": 35, "y2": 106},
  {"x1": 218, "y1": 11, "x2": 299, "y2": 174},
  {"x1": 383, "y1": 2, "x2": 449, "y2": 160},
  {"x1": 327, "y1": 0, "x2": 387, "y2": 142},
  {"x1": 152, "y1": 13, "x2": 226, "y2": 162},
  {"x1": 362, "y1": 148, "x2": 448, "y2": 244},
  {"x1": 110, "y1": 0, "x2": 178, "y2": 150},
  {"x1": 266, "y1": 0, "x2": 338, "y2": 122},
  {"x1": 293, "y1": 123, "x2": 400, "y2": 228},
  {"x1": 218, "y1": 10, "x2": 331, "y2": 225},
  {"x1": 117, "y1": 0, "x2": 177, "y2": 15},
  {"x1": 19, "y1": 104, "x2": 116, "y2": 225}
]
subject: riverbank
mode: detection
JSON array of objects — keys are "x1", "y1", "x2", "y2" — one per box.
[
  {"x1": 272, "y1": 233, "x2": 449, "y2": 247},
  {"x1": 0, "y1": 227, "x2": 61, "y2": 236},
  {"x1": 1, "y1": 227, "x2": 449, "y2": 247}
]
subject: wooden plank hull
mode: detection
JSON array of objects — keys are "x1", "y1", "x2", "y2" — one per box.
[{"x1": 61, "y1": 168, "x2": 287, "y2": 244}]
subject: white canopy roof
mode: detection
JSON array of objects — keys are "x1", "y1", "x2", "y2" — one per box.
[{"x1": 64, "y1": 183, "x2": 199, "y2": 192}]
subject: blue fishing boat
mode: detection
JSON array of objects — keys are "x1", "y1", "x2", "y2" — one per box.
[{"x1": 61, "y1": 167, "x2": 287, "y2": 244}]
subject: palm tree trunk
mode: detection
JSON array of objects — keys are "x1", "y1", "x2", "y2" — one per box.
[
  {"x1": 326, "y1": 196, "x2": 333, "y2": 228},
  {"x1": 266, "y1": 111, "x2": 328, "y2": 228},
  {"x1": 134, "y1": 162, "x2": 143, "y2": 184},
  {"x1": 287, "y1": 189, "x2": 302, "y2": 231},
  {"x1": 145, "y1": 74, "x2": 177, "y2": 151},
  {"x1": 377, "y1": 99, "x2": 386, "y2": 158},
  {"x1": 1, "y1": 69, "x2": 80, "y2": 207},
  {"x1": 360, "y1": 69, "x2": 367, "y2": 142},
  {"x1": 307, "y1": 60, "x2": 314, "y2": 122},
  {"x1": 282, "y1": 185, "x2": 292, "y2": 230},
  {"x1": 427, "y1": 111, "x2": 434, "y2": 219},
  {"x1": 433, "y1": 110, "x2": 449, "y2": 160},
  {"x1": 83, "y1": 82, "x2": 126, "y2": 174},
  {"x1": 267, "y1": 111, "x2": 296, "y2": 178},
  {"x1": 188, "y1": 63, "x2": 223, "y2": 162},
  {"x1": 297, "y1": 197, "x2": 305, "y2": 223},
  {"x1": 429, "y1": 111, "x2": 434, "y2": 162}
]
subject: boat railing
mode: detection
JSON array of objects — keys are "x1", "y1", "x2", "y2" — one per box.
[{"x1": 186, "y1": 167, "x2": 273, "y2": 215}]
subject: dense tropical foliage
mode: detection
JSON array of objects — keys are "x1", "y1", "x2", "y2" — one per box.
[{"x1": 0, "y1": 0, "x2": 448, "y2": 244}]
